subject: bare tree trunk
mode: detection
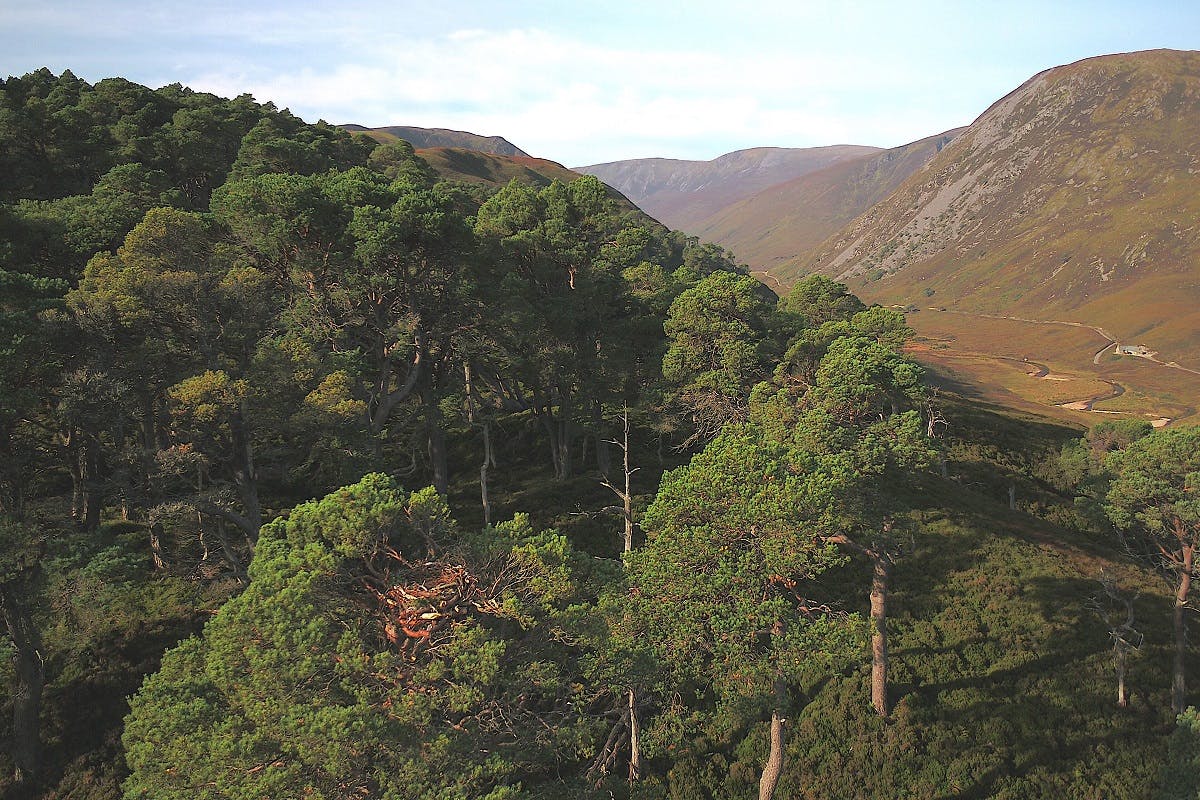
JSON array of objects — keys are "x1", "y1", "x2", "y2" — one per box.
[
  {"x1": 64, "y1": 428, "x2": 82, "y2": 526},
  {"x1": 0, "y1": 582, "x2": 43, "y2": 789},
  {"x1": 758, "y1": 673, "x2": 787, "y2": 800},
  {"x1": 138, "y1": 393, "x2": 157, "y2": 491},
  {"x1": 545, "y1": 385, "x2": 573, "y2": 480},
  {"x1": 541, "y1": 409, "x2": 574, "y2": 480},
  {"x1": 628, "y1": 688, "x2": 641, "y2": 783},
  {"x1": 1089, "y1": 572, "x2": 1140, "y2": 709},
  {"x1": 556, "y1": 412, "x2": 572, "y2": 480},
  {"x1": 601, "y1": 409, "x2": 638, "y2": 553},
  {"x1": 214, "y1": 517, "x2": 248, "y2": 583},
  {"x1": 593, "y1": 401, "x2": 611, "y2": 475},
  {"x1": 871, "y1": 553, "x2": 892, "y2": 717},
  {"x1": 621, "y1": 417, "x2": 634, "y2": 554},
  {"x1": 81, "y1": 432, "x2": 103, "y2": 533},
  {"x1": 230, "y1": 405, "x2": 262, "y2": 541},
  {"x1": 480, "y1": 421, "x2": 494, "y2": 527},
  {"x1": 1173, "y1": 544, "x2": 1193, "y2": 715},
  {"x1": 422, "y1": 384, "x2": 449, "y2": 496},
  {"x1": 463, "y1": 363, "x2": 477, "y2": 425},
  {"x1": 1117, "y1": 652, "x2": 1128, "y2": 708}
]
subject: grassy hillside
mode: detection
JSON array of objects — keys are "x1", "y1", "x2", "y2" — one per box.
[{"x1": 419, "y1": 146, "x2": 586, "y2": 186}]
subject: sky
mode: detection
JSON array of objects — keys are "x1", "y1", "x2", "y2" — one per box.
[{"x1": 2, "y1": 1, "x2": 1198, "y2": 166}]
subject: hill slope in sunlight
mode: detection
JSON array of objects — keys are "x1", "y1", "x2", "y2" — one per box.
[
  {"x1": 797, "y1": 49, "x2": 1200, "y2": 367},
  {"x1": 700, "y1": 130, "x2": 962, "y2": 273}
]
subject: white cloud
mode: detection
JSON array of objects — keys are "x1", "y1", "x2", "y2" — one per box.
[
  {"x1": 14, "y1": 1, "x2": 1187, "y2": 164},
  {"x1": 186, "y1": 25, "x2": 984, "y2": 165}
]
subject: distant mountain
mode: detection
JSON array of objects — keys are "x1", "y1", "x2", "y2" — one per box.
[
  {"x1": 576, "y1": 145, "x2": 879, "y2": 231},
  {"x1": 341, "y1": 124, "x2": 529, "y2": 157},
  {"x1": 696, "y1": 130, "x2": 963, "y2": 273},
  {"x1": 799, "y1": 49, "x2": 1200, "y2": 364}
]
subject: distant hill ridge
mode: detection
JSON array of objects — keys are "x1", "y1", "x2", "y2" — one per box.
[
  {"x1": 692, "y1": 129, "x2": 964, "y2": 271},
  {"x1": 577, "y1": 145, "x2": 880, "y2": 230},
  {"x1": 340, "y1": 124, "x2": 529, "y2": 157},
  {"x1": 338, "y1": 124, "x2": 639, "y2": 208}
]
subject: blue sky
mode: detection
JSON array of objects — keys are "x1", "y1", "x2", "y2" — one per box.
[{"x1": 2, "y1": 1, "x2": 1198, "y2": 165}]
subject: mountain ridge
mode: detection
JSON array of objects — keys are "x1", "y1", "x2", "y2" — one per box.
[
  {"x1": 693, "y1": 129, "x2": 964, "y2": 271},
  {"x1": 577, "y1": 144, "x2": 880, "y2": 230},
  {"x1": 340, "y1": 123, "x2": 529, "y2": 157}
]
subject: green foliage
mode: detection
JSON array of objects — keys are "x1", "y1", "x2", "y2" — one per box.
[
  {"x1": 367, "y1": 139, "x2": 438, "y2": 187},
  {"x1": 626, "y1": 419, "x2": 865, "y2": 769},
  {"x1": 661, "y1": 270, "x2": 782, "y2": 441},
  {"x1": 278, "y1": 472, "x2": 407, "y2": 560},
  {"x1": 1157, "y1": 707, "x2": 1200, "y2": 799},
  {"x1": 1105, "y1": 427, "x2": 1200, "y2": 540},
  {"x1": 778, "y1": 274, "x2": 866, "y2": 328},
  {"x1": 123, "y1": 475, "x2": 598, "y2": 799}
]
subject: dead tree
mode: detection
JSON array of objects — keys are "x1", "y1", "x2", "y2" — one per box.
[
  {"x1": 924, "y1": 389, "x2": 949, "y2": 477},
  {"x1": 599, "y1": 407, "x2": 638, "y2": 554},
  {"x1": 1087, "y1": 573, "x2": 1142, "y2": 708},
  {"x1": 587, "y1": 689, "x2": 644, "y2": 786},
  {"x1": 592, "y1": 408, "x2": 645, "y2": 784},
  {"x1": 463, "y1": 363, "x2": 497, "y2": 526}
]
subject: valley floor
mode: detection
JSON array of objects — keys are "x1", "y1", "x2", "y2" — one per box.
[{"x1": 905, "y1": 309, "x2": 1200, "y2": 428}]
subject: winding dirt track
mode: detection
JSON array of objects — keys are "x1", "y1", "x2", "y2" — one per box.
[
  {"x1": 936, "y1": 308, "x2": 1200, "y2": 376},
  {"x1": 1061, "y1": 380, "x2": 1125, "y2": 412},
  {"x1": 752, "y1": 270, "x2": 785, "y2": 292},
  {"x1": 920, "y1": 308, "x2": 1200, "y2": 424}
]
